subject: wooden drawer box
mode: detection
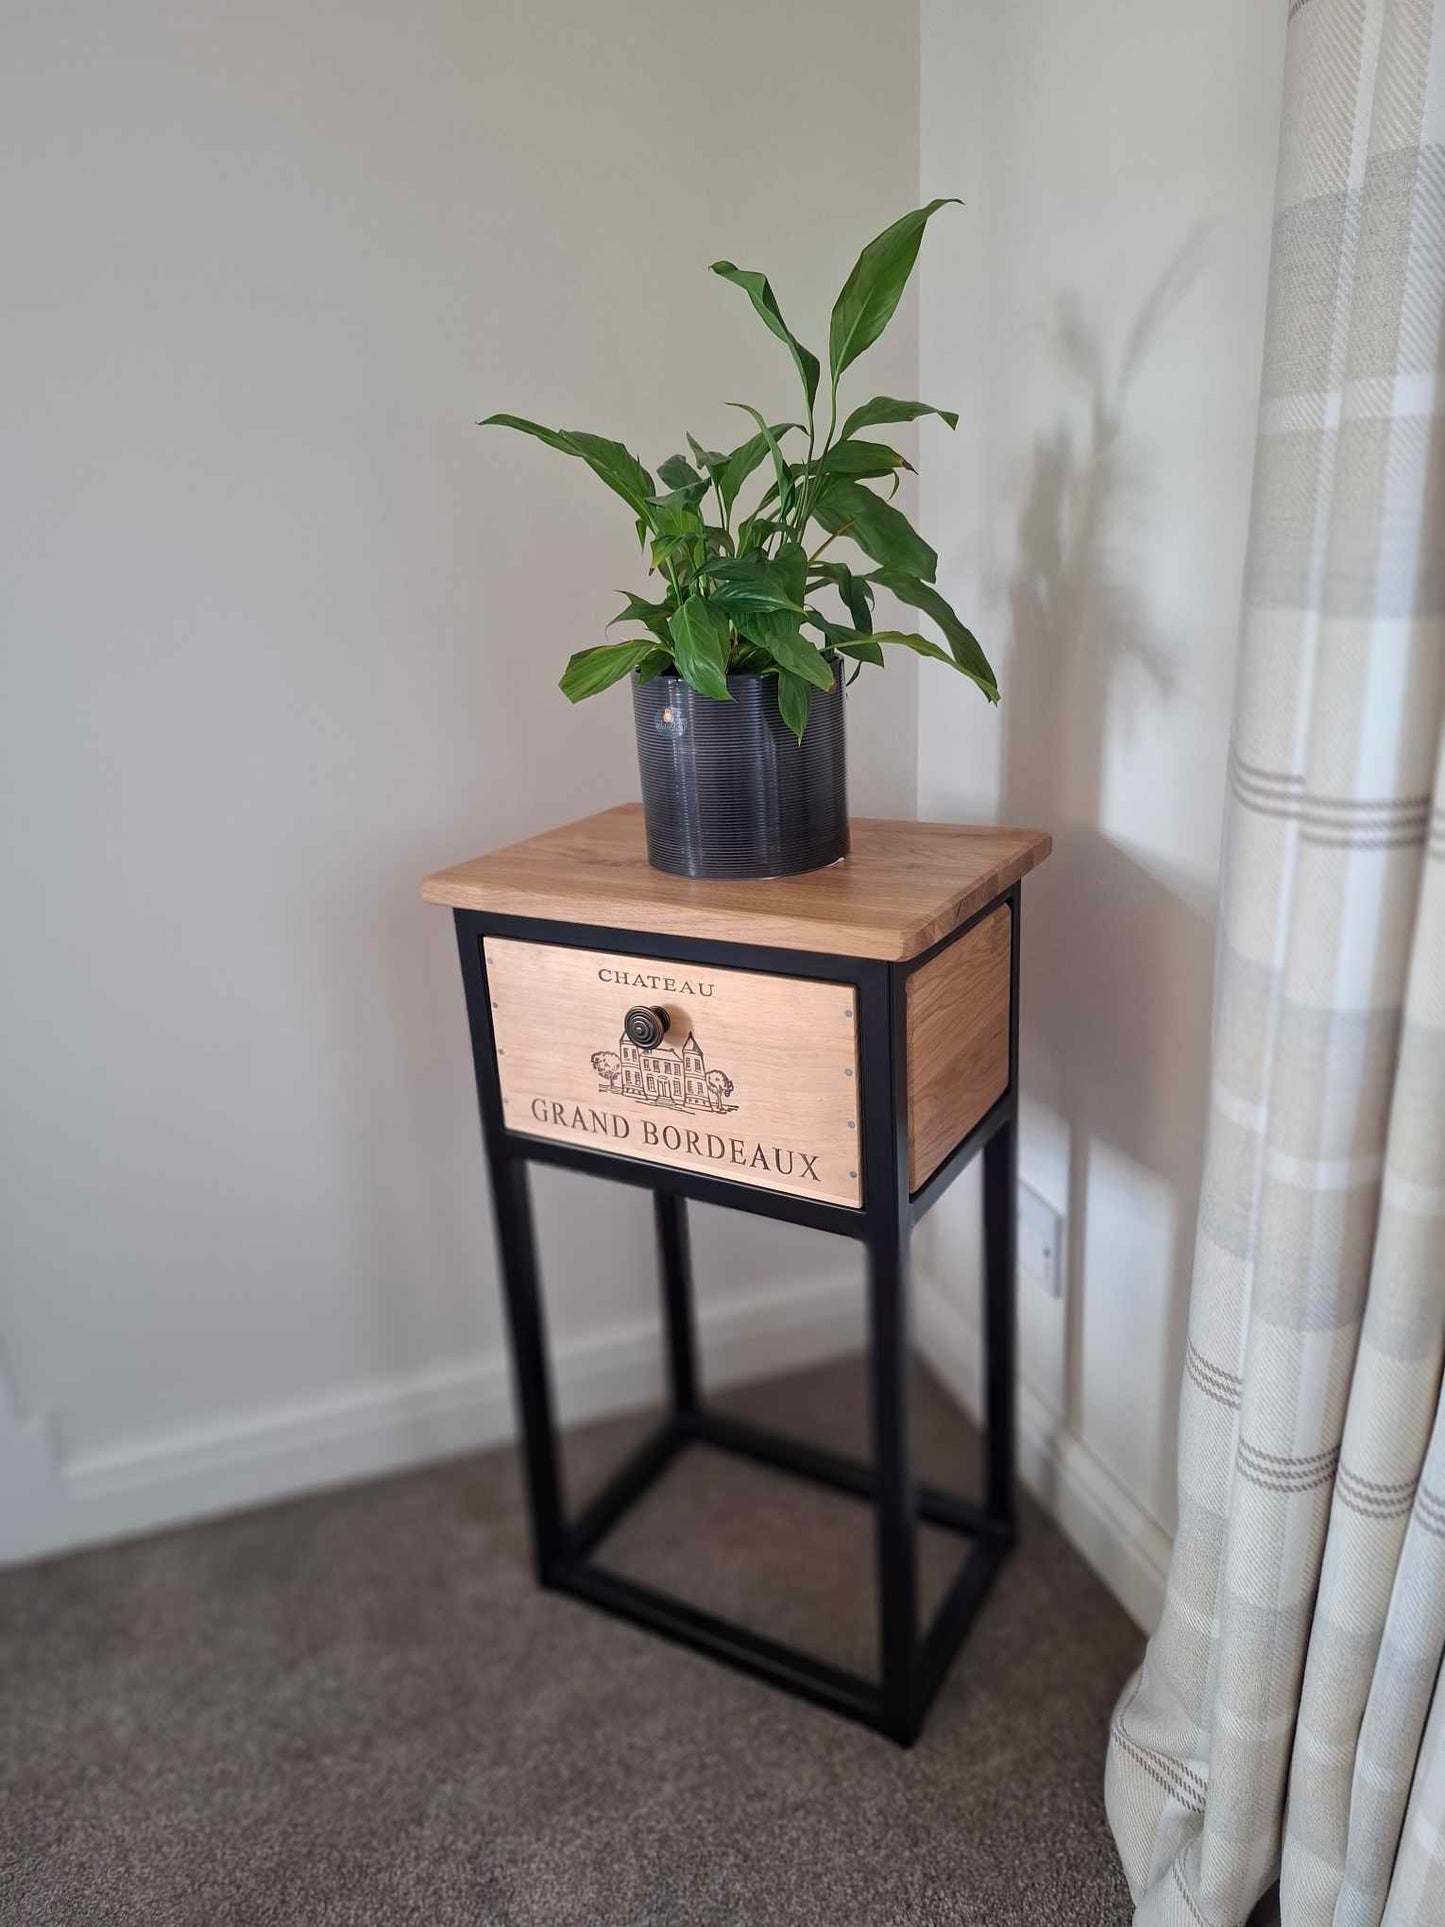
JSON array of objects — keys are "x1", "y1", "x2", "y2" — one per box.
[{"x1": 485, "y1": 908, "x2": 1010, "y2": 1208}]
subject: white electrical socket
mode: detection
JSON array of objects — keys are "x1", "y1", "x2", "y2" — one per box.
[{"x1": 1018, "y1": 1182, "x2": 1063, "y2": 1299}]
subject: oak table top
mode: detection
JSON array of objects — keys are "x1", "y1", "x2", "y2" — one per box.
[{"x1": 420, "y1": 805, "x2": 1050, "y2": 962}]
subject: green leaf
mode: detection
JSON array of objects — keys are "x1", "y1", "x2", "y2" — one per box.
[
  {"x1": 480, "y1": 413, "x2": 574, "y2": 455},
  {"x1": 859, "y1": 628, "x2": 957, "y2": 665},
  {"x1": 729, "y1": 640, "x2": 774, "y2": 675},
  {"x1": 648, "y1": 480, "x2": 709, "y2": 508},
  {"x1": 772, "y1": 541, "x2": 808, "y2": 608},
  {"x1": 866, "y1": 568, "x2": 999, "y2": 699},
  {"x1": 658, "y1": 453, "x2": 704, "y2": 490},
  {"x1": 839, "y1": 396, "x2": 959, "y2": 440},
  {"x1": 667, "y1": 596, "x2": 732, "y2": 700},
  {"x1": 811, "y1": 618, "x2": 968, "y2": 676},
  {"x1": 555, "y1": 431, "x2": 656, "y2": 521},
  {"x1": 770, "y1": 447, "x2": 903, "y2": 513},
  {"x1": 725, "y1": 405, "x2": 796, "y2": 517},
  {"x1": 735, "y1": 512, "x2": 779, "y2": 556},
  {"x1": 687, "y1": 434, "x2": 727, "y2": 477},
  {"x1": 814, "y1": 438, "x2": 914, "y2": 481},
  {"x1": 482, "y1": 414, "x2": 656, "y2": 524},
  {"x1": 771, "y1": 633, "x2": 835, "y2": 691},
  {"x1": 827, "y1": 200, "x2": 961, "y2": 387},
  {"x1": 560, "y1": 639, "x2": 664, "y2": 701},
  {"x1": 705, "y1": 554, "x2": 806, "y2": 616},
  {"x1": 810, "y1": 560, "x2": 874, "y2": 633},
  {"x1": 835, "y1": 637, "x2": 885, "y2": 667},
  {"x1": 710, "y1": 262, "x2": 821, "y2": 410},
  {"x1": 740, "y1": 609, "x2": 834, "y2": 690},
  {"x1": 811, "y1": 480, "x2": 938, "y2": 581},
  {"x1": 608, "y1": 590, "x2": 674, "y2": 642},
  {"x1": 715, "y1": 422, "x2": 799, "y2": 523},
  {"x1": 775, "y1": 669, "x2": 813, "y2": 744},
  {"x1": 649, "y1": 531, "x2": 695, "y2": 571},
  {"x1": 647, "y1": 483, "x2": 708, "y2": 542},
  {"x1": 802, "y1": 609, "x2": 854, "y2": 649}
]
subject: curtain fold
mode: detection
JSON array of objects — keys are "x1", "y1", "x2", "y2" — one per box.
[{"x1": 1104, "y1": 3, "x2": 1445, "y2": 1923}]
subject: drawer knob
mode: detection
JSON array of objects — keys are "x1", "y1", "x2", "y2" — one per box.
[{"x1": 624, "y1": 1005, "x2": 670, "y2": 1050}]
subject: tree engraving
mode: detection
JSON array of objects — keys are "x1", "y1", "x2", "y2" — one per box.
[{"x1": 591, "y1": 1050, "x2": 622, "y2": 1091}]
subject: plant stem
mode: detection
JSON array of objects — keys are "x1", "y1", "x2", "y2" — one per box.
[
  {"x1": 800, "y1": 390, "x2": 817, "y2": 548},
  {"x1": 807, "y1": 520, "x2": 851, "y2": 564},
  {"x1": 796, "y1": 382, "x2": 838, "y2": 543}
]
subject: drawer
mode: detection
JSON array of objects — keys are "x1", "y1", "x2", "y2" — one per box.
[
  {"x1": 484, "y1": 937, "x2": 861, "y2": 1207},
  {"x1": 483, "y1": 907, "x2": 1011, "y2": 1209}
]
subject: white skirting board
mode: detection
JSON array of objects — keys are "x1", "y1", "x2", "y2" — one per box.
[
  {"x1": 7, "y1": 1268, "x2": 1172, "y2": 1633},
  {"x1": 0, "y1": 1369, "x2": 71, "y2": 1566},
  {"x1": 4, "y1": 1272, "x2": 866, "y2": 1568},
  {"x1": 913, "y1": 1266, "x2": 1170, "y2": 1632}
]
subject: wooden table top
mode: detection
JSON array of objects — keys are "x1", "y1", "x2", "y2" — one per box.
[{"x1": 421, "y1": 805, "x2": 1050, "y2": 962}]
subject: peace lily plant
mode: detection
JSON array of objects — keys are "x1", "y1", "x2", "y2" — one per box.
[{"x1": 482, "y1": 200, "x2": 998, "y2": 744}]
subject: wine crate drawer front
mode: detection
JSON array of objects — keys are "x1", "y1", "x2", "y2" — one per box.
[{"x1": 484, "y1": 937, "x2": 862, "y2": 1208}]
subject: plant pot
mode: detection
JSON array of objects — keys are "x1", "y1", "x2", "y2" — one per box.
[{"x1": 632, "y1": 672, "x2": 849, "y2": 880}]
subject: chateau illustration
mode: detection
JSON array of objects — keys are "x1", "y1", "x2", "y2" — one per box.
[{"x1": 592, "y1": 1027, "x2": 737, "y2": 1114}]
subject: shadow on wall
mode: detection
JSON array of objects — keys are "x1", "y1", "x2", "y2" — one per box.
[{"x1": 1005, "y1": 239, "x2": 1218, "y2": 1525}]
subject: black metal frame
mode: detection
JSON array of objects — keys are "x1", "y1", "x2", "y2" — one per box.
[{"x1": 452, "y1": 884, "x2": 1021, "y2": 1746}]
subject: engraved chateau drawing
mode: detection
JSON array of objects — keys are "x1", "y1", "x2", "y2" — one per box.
[{"x1": 592, "y1": 1025, "x2": 737, "y2": 1114}]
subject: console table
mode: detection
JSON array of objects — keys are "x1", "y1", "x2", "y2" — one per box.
[{"x1": 422, "y1": 806, "x2": 1050, "y2": 1744}]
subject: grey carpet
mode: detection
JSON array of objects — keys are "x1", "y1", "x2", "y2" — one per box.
[{"x1": 1, "y1": 1357, "x2": 1141, "y2": 1925}]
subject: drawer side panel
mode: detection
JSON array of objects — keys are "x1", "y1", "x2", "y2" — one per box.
[{"x1": 905, "y1": 905, "x2": 1011, "y2": 1191}]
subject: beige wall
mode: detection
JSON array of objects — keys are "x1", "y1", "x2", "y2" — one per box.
[
  {"x1": 0, "y1": 0, "x2": 919, "y2": 1555},
  {"x1": 2, "y1": 0, "x2": 1296, "y2": 1602},
  {"x1": 917, "y1": 0, "x2": 1287, "y2": 1622}
]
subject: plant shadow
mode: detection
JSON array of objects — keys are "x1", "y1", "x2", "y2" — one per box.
[{"x1": 1001, "y1": 237, "x2": 1218, "y2": 1526}]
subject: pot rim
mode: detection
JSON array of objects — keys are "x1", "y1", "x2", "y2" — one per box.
[{"x1": 633, "y1": 669, "x2": 843, "y2": 696}]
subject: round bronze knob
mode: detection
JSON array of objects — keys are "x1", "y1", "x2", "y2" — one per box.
[{"x1": 624, "y1": 1005, "x2": 670, "y2": 1050}]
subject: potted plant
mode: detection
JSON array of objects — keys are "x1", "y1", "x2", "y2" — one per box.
[{"x1": 482, "y1": 200, "x2": 998, "y2": 880}]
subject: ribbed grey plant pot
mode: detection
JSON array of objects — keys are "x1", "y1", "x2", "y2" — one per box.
[{"x1": 632, "y1": 671, "x2": 849, "y2": 880}]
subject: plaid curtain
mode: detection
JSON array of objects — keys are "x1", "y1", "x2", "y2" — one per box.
[{"x1": 1104, "y1": 3, "x2": 1445, "y2": 1924}]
